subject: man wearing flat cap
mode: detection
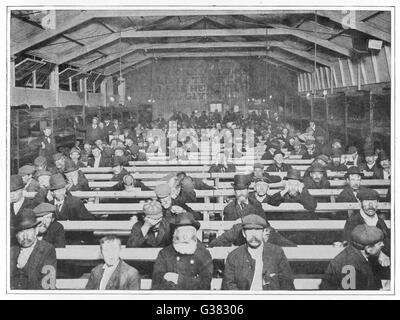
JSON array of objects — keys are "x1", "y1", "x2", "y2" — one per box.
[
  {"x1": 152, "y1": 212, "x2": 213, "y2": 290},
  {"x1": 266, "y1": 150, "x2": 292, "y2": 173},
  {"x1": 222, "y1": 214, "x2": 294, "y2": 290},
  {"x1": 127, "y1": 200, "x2": 172, "y2": 248},
  {"x1": 18, "y1": 165, "x2": 40, "y2": 193},
  {"x1": 223, "y1": 174, "x2": 265, "y2": 221},
  {"x1": 33, "y1": 203, "x2": 66, "y2": 248},
  {"x1": 376, "y1": 151, "x2": 390, "y2": 181},
  {"x1": 344, "y1": 188, "x2": 390, "y2": 264},
  {"x1": 302, "y1": 163, "x2": 330, "y2": 190},
  {"x1": 155, "y1": 183, "x2": 202, "y2": 220},
  {"x1": 10, "y1": 208, "x2": 57, "y2": 290},
  {"x1": 320, "y1": 225, "x2": 389, "y2": 290},
  {"x1": 63, "y1": 159, "x2": 90, "y2": 192}
]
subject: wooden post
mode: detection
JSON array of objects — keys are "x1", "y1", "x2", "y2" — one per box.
[
  {"x1": 344, "y1": 95, "x2": 348, "y2": 146},
  {"x1": 10, "y1": 58, "x2": 15, "y2": 88},
  {"x1": 283, "y1": 95, "x2": 287, "y2": 122},
  {"x1": 69, "y1": 77, "x2": 73, "y2": 92},
  {"x1": 325, "y1": 96, "x2": 330, "y2": 141},
  {"x1": 310, "y1": 97, "x2": 314, "y2": 121},
  {"x1": 369, "y1": 92, "x2": 374, "y2": 138},
  {"x1": 32, "y1": 70, "x2": 37, "y2": 89}
]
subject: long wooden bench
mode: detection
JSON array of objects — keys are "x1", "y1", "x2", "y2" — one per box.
[
  {"x1": 128, "y1": 159, "x2": 315, "y2": 166},
  {"x1": 55, "y1": 277, "x2": 322, "y2": 290}
]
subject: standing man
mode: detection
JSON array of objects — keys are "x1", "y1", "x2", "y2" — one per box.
[
  {"x1": 222, "y1": 214, "x2": 294, "y2": 290},
  {"x1": 86, "y1": 235, "x2": 140, "y2": 290},
  {"x1": 152, "y1": 212, "x2": 213, "y2": 290},
  {"x1": 302, "y1": 163, "x2": 330, "y2": 189},
  {"x1": 75, "y1": 116, "x2": 104, "y2": 145},
  {"x1": 38, "y1": 126, "x2": 56, "y2": 165},
  {"x1": 10, "y1": 208, "x2": 57, "y2": 290}
]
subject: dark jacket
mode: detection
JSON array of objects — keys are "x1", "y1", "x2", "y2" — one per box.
[
  {"x1": 108, "y1": 168, "x2": 129, "y2": 191},
  {"x1": 223, "y1": 199, "x2": 265, "y2": 221},
  {"x1": 40, "y1": 221, "x2": 66, "y2": 248},
  {"x1": 336, "y1": 186, "x2": 369, "y2": 203},
  {"x1": 87, "y1": 156, "x2": 111, "y2": 168},
  {"x1": 208, "y1": 223, "x2": 297, "y2": 248},
  {"x1": 86, "y1": 259, "x2": 140, "y2": 290},
  {"x1": 266, "y1": 163, "x2": 292, "y2": 173},
  {"x1": 76, "y1": 125, "x2": 105, "y2": 144},
  {"x1": 152, "y1": 243, "x2": 213, "y2": 290},
  {"x1": 222, "y1": 243, "x2": 294, "y2": 290},
  {"x1": 320, "y1": 245, "x2": 383, "y2": 290},
  {"x1": 208, "y1": 163, "x2": 236, "y2": 173},
  {"x1": 38, "y1": 135, "x2": 56, "y2": 163},
  {"x1": 52, "y1": 193, "x2": 95, "y2": 221},
  {"x1": 25, "y1": 179, "x2": 41, "y2": 192},
  {"x1": 193, "y1": 178, "x2": 215, "y2": 190},
  {"x1": 67, "y1": 171, "x2": 90, "y2": 192},
  {"x1": 282, "y1": 188, "x2": 318, "y2": 213},
  {"x1": 302, "y1": 176, "x2": 331, "y2": 189},
  {"x1": 126, "y1": 218, "x2": 172, "y2": 248},
  {"x1": 261, "y1": 150, "x2": 275, "y2": 160},
  {"x1": 344, "y1": 211, "x2": 390, "y2": 256},
  {"x1": 10, "y1": 240, "x2": 57, "y2": 290},
  {"x1": 360, "y1": 163, "x2": 381, "y2": 179},
  {"x1": 163, "y1": 199, "x2": 202, "y2": 221},
  {"x1": 11, "y1": 198, "x2": 36, "y2": 245}
]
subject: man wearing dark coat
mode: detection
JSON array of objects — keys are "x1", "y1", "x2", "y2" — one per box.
[
  {"x1": 360, "y1": 149, "x2": 381, "y2": 179},
  {"x1": 86, "y1": 236, "x2": 140, "y2": 290},
  {"x1": 75, "y1": 117, "x2": 105, "y2": 144},
  {"x1": 337, "y1": 166, "x2": 368, "y2": 203},
  {"x1": 127, "y1": 201, "x2": 172, "y2": 248},
  {"x1": 302, "y1": 163, "x2": 331, "y2": 190},
  {"x1": 87, "y1": 146, "x2": 111, "y2": 168},
  {"x1": 18, "y1": 165, "x2": 41, "y2": 193},
  {"x1": 265, "y1": 150, "x2": 292, "y2": 172},
  {"x1": 152, "y1": 212, "x2": 213, "y2": 290},
  {"x1": 38, "y1": 126, "x2": 56, "y2": 165},
  {"x1": 63, "y1": 159, "x2": 90, "y2": 192},
  {"x1": 222, "y1": 214, "x2": 294, "y2": 290},
  {"x1": 10, "y1": 208, "x2": 57, "y2": 290},
  {"x1": 320, "y1": 225, "x2": 389, "y2": 290}
]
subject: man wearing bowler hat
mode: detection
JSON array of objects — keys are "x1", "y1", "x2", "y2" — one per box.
[
  {"x1": 266, "y1": 150, "x2": 292, "y2": 173},
  {"x1": 337, "y1": 166, "x2": 370, "y2": 203},
  {"x1": 38, "y1": 125, "x2": 56, "y2": 165},
  {"x1": 303, "y1": 154, "x2": 330, "y2": 179},
  {"x1": 326, "y1": 149, "x2": 348, "y2": 172},
  {"x1": 344, "y1": 188, "x2": 390, "y2": 263},
  {"x1": 152, "y1": 212, "x2": 213, "y2": 290},
  {"x1": 10, "y1": 208, "x2": 57, "y2": 290},
  {"x1": 223, "y1": 174, "x2": 265, "y2": 221},
  {"x1": 127, "y1": 200, "x2": 172, "y2": 248},
  {"x1": 47, "y1": 173, "x2": 95, "y2": 221},
  {"x1": 222, "y1": 214, "x2": 294, "y2": 290},
  {"x1": 63, "y1": 158, "x2": 90, "y2": 192},
  {"x1": 320, "y1": 225, "x2": 389, "y2": 290},
  {"x1": 33, "y1": 203, "x2": 66, "y2": 248},
  {"x1": 18, "y1": 165, "x2": 41, "y2": 193},
  {"x1": 302, "y1": 163, "x2": 331, "y2": 190},
  {"x1": 261, "y1": 140, "x2": 281, "y2": 160}
]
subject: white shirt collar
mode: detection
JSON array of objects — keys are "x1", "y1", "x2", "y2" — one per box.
[{"x1": 359, "y1": 208, "x2": 379, "y2": 226}]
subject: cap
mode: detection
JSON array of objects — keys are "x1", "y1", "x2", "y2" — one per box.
[
  {"x1": 357, "y1": 188, "x2": 380, "y2": 201},
  {"x1": 364, "y1": 149, "x2": 376, "y2": 157},
  {"x1": 123, "y1": 174, "x2": 134, "y2": 186},
  {"x1": 33, "y1": 203, "x2": 56, "y2": 217},
  {"x1": 283, "y1": 169, "x2": 302, "y2": 181},
  {"x1": 34, "y1": 156, "x2": 47, "y2": 167},
  {"x1": 351, "y1": 225, "x2": 384, "y2": 249},
  {"x1": 49, "y1": 173, "x2": 66, "y2": 190},
  {"x1": 155, "y1": 183, "x2": 171, "y2": 198},
  {"x1": 316, "y1": 154, "x2": 330, "y2": 164},
  {"x1": 345, "y1": 166, "x2": 364, "y2": 178},
  {"x1": 143, "y1": 200, "x2": 163, "y2": 219},
  {"x1": 18, "y1": 165, "x2": 36, "y2": 176},
  {"x1": 10, "y1": 174, "x2": 25, "y2": 192},
  {"x1": 242, "y1": 214, "x2": 268, "y2": 229},
  {"x1": 273, "y1": 150, "x2": 284, "y2": 157},
  {"x1": 348, "y1": 146, "x2": 358, "y2": 154}
]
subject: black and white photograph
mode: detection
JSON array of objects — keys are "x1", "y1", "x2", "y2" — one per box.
[{"x1": 2, "y1": 1, "x2": 398, "y2": 300}]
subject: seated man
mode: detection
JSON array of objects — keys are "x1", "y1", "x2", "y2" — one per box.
[
  {"x1": 302, "y1": 139, "x2": 319, "y2": 159},
  {"x1": 302, "y1": 163, "x2": 330, "y2": 189},
  {"x1": 126, "y1": 201, "x2": 172, "y2": 248},
  {"x1": 47, "y1": 173, "x2": 95, "y2": 221},
  {"x1": 249, "y1": 163, "x2": 281, "y2": 184},
  {"x1": 10, "y1": 209, "x2": 57, "y2": 290},
  {"x1": 152, "y1": 212, "x2": 213, "y2": 290},
  {"x1": 360, "y1": 149, "x2": 381, "y2": 179},
  {"x1": 63, "y1": 159, "x2": 90, "y2": 192},
  {"x1": 320, "y1": 225, "x2": 389, "y2": 290},
  {"x1": 326, "y1": 150, "x2": 348, "y2": 172},
  {"x1": 346, "y1": 146, "x2": 363, "y2": 167},
  {"x1": 344, "y1": 188, "x2": 390, "y2": 261},
  {"x1": 86, "y1": 235, "x2": 140, "y2": 290},
  {"x1": 290, "y1": 140, "x2": 306, "y2": 158},
  {"x1": 18, "y1": 165, "x2": 40, "y2": 192},
  {"x1": 109, "y1": 156, "x2": 130, "y2": 191},
  {"x1": 266, "y1": 150, "x2": 292, "y2": 173},
  {"x1": 376, "y1": 151, "x2": 390, "y2": 180},
  {"x1": 114, "y1": 146, "x2": 130, "y2": 166},
  {"x1": 122, "y1": 174, "x2": 151, "y2": 192},
  {"x1": 32, "y1": 170, "x2": 52, "y2": 205},
  {"x1": 176, "y1": 171, "x2": 215, "y2": 191},
  {"x1": 10, "y1": 175, "x2": 35, "y2": 233},
  {"x1": 69, "y1": 147, "x2": 86, "y2": 168},
  {"x1": 88, "y1": 146, "x2": 110, "y2": 168},
  {"x1": 222, "y1": 214, "x2": 294, "y2": 290},
  {"x1": 223, "y1": 174, "x2": 264, "y2": 221},
  {"x1": 155, "y1": 183, "x2": 202, "y2": 220},
  {"x1": 337, "y1": 166, "x2": 368, "y2": 203},
  {"x1": 249, "y1": 178, "x2": 285, "y2": 206},
  {"x1": 33, "y1": 203, "x2": 66, "y2": 248},
  {"x1": 53, "y1": 153, "x2": 66, "y2": 174},
  {"x1": 303, "y1": 154, "x2": 330, "y2": 179},
  {"x1": 261, "y1": 140, "x2": 280, "y2": 160}
]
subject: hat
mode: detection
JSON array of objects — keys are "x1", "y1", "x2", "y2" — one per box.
[
  {"x1": 254, "y1": 163, "x2": 264, "y2": 170},
  {"x1": 171, "y1": 211, "x2": 200, "y2": 230},
  {"x1": 309, "y1": 163, "x2": 326, "y2": 173},
  {"x1": 364, "y1": 149, "x2": 376, "y2": 157},
  {"x1": 348, "y1": 146, "x2": 358, "y2": 154},
  {"x1": 63, "y1": 159, "x2": 78, "y2": 173},
  {"x1": 14, "y1": 208, "x2": 40, "y2": 232},
  {"x1": 284, "y1": 169, "x2": 302, "y2": 181},
  {"x1": 232, "y1": 174, "x2": 251, "y2": 190},
  {"x1": 33, "y1": 203, "x2": 56, "y2": 217},
  {"x1": 345, "y1": 166, "x2": 364, "y2": 178},
  {"x1": 242, "y1": 214, "x2": 268, "y2": 229},
  {"x1": 53, "y1": 153, "x2": 64, "y2": 162},
  {"x1": 254, "y1": 177, "x2": 269, "y2": 185},
  {"x1": 316, "y1": 154, "x2": 330, "y2": 164},
  {"x1": 357, "y1": 188, "x2": 380, "y2": 201},
  {"x1": 70, "y1": 147, "x2": 81, "y2": 155},
  {"x1": 155, "y1": 183, "x2": 171, "y2": 198},
  {"x1": 36, "y1": 170, "x2": 52, "y2": 177},
  {"x1": 18, "y1": 165, "x2": 36, "y2": 176},
  {"x1": 49, "y1": 173, "x2": 66, "y2": 190},
  {"x1": 268, "y1": 140, "x2": 281, "y2": 150},
  {"x1": 10, "y1": 174, "x2": 25, "y2": 192},
  {"x1": 112, "y1": 156, "x2": 124, "y2": 167},
  {"x1": 380, "y1": 151, "x2": 389, "y2": 161},
  {"x1": 143, "y1": 200, "x2": 163, "y2": 219},
  {"x1": 273, "y1": 149, "x2": 284, "y2": 157},
  {"x1": 34, "y1": 156, "x2": 47, "y2": 167},
  {"x1": 351, "y1": 225, "x2": 384, "y2": 249}
]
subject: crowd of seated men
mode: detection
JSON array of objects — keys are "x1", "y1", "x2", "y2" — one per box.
[{"x1": 9, "y1": 109, "x2": 391, "y2": 291}]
